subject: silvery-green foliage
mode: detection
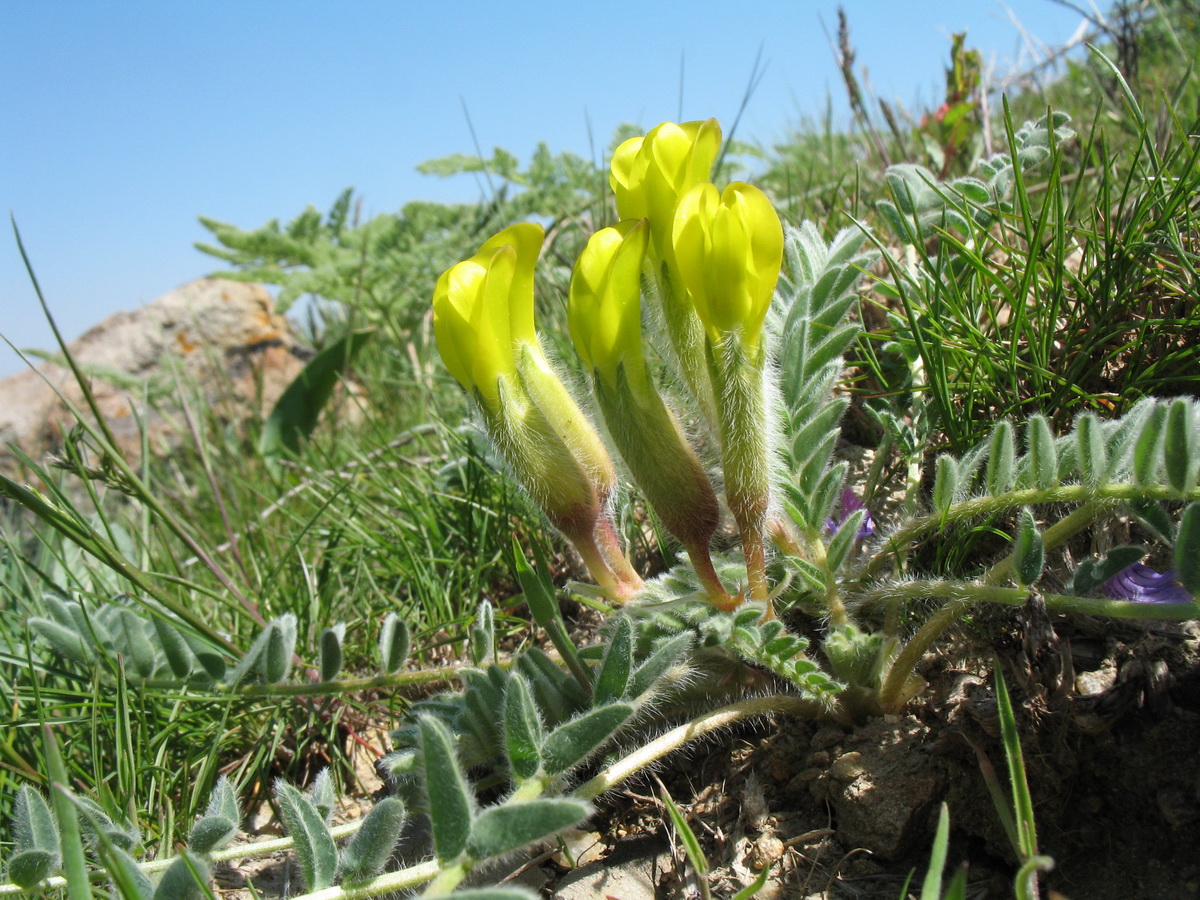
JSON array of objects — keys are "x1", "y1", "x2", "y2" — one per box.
[
  {"x1": 465, "y1": 799, "x2": 589, "y2": 859},
  {"x1": 1018, "y1": 414, "x2": 1059, "y2": 491},
  {"x1": 384, "y1": 597, "x2": 690, "y2": 792},
  {"x1": 25, "y1": 594, "x2": 226, "y2": 684},
  {"x1": 261, "y1": 614, "x2": 296, "y2": 684},
  {"x1": 942, "y1": 399, "x2": 1198, "y2": 506},
  {"x1": 824, "y1": 624, "x2": 887, "y2": 689},
  {"x1": 420, "y1": 716, "x2": 474, "y2": 863},
  {"x1": 538, "y1": 703, "x2": 635, "y2": 776},
  {"x1": 337, "y1": 797, "x2": 406, "y2": 883},
  {"x1": 1133, "y1": 403, "x2": 1168, "y2": 485},
  {"x1": 975, "y1": 111, "x2": 1075, "y2": 204},
  {"x1": 225, "y1": 614, "x2": 297, "y2": 686},
  {"x1": 74, "y1": 794, "x2": 139, "y2": 852},
  {"x1": 632, "y1": 597, "x2": 842, "y2": 702},
  {"x1": 470, "y1": 601, "x2": 495, "y2": 665},
  {"x1": 1177, "y1": 504, "x2": 1200, "y2": 594},
  {"x1": 768, "y1": 222, "x2": 878, "y2": 534},
  {"x1": 319, "y1": 624, "x2": 345, "y2": 683},
  {"x1": 101, "y1": 843, "x2": 154, "y2": 900},
  {"x1": 275, "y1": 780, "x2": 339, "y2": 890},
  {"x1": 932, "y1": 455, "x2": 960, "y2": 516},
  {"x1": 1165, "y1": 398, "x2": 1197, "y2": 494},
  {"x1": 308, "y1": 768, "x2": 336, "y2": 825},
  {"x1": 876, "y1": 163, "x2": 987, "y2": 242},
  {"x1": 6, "y1": 787, "x2": 60, "y2": 889},
  {"x1": 877, "y1": 113, "x2": 1075, "y2": 243},
  {"x1": 825, "y1": 509, "x2": 866, "y2": 573},
  {"x1": 592, "y1": 616, "x2": 633, "y2": 706},
  {"x1": 986, "y1": 420, "x2": 1015, "y2": 495},
  {"x1": 151, "y1": 851, "x2": 210, "y2": 900},
  {"x1": 504, "y1": 674, "x2": 545, "y2": 783},
  {"x1": 187, "y1": 775, "x2": 240, "y2": 855},
  {"x1": 378, "y1": 611, "x2": 411, "y2": 675},
  {"x1": 405, "y1": 709, "x2": 591, "y2": 880},
  {"x1": 152, "y1": 613, "x2": 200, "y2": 679},
  {"x1": 912, "y1": 399, "x2": 1200, "y2": 598},
  {"x1": 1012, "y1": 509, "x2": 1044, "y2": 588}
]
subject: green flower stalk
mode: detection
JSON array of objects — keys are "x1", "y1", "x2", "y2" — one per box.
[
  {"x1": 433, "y1": 223, "x2": 641, "y2": 598},
  {"x1": 671, "y1": 181, "x2": 785, "y2": 605},
  {"x1": 610, "y1": 119, "x2": 722, "y2": 431},
  {"x1": 569, "y1": 220, "x2": 733, "y2": 608}
]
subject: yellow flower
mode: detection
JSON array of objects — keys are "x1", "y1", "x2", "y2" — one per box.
[
  {"x1": 431, "y1": 222, "x2": 544, "y2": 407},
  {"x1": 671, "y1": 181, "x2": 783, "y2": 352},
  {"x1": 610, "y1": 119, "x2": 721, "y2": 259},
  {"x1": 567, "y1": 219, "x2": 650, "y2": 387},
  {"x1": 432, "y1": 222, "x2": 636, "y2": 599}
]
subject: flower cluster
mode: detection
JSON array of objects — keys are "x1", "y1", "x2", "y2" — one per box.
[{"x1": 432, "y1": 119, "x2": 785, "y2": 609}]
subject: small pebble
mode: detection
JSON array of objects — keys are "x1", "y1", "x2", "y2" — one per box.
[
  {"x1": 830, "y1": 751, "x2": 866, "y2": 782},
  {"x1": 810, "y1": 725, "x2": 844, "y2": 751},
  {"x1": 753, "y1": 834, "x2": 785, "y2": 868}
]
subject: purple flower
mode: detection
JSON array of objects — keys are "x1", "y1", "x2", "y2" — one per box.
[
  {"x1": 826, "y1": 489, "x2": 876, "y2": 540},
  {"x1": 1101, "y1": 563, "x2": 1194, "y2": 604}
]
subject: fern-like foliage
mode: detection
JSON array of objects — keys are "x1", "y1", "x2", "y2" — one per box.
[
  {"x1": 768, "y1": 222, "x2": 878, "y2": 536},
  {"x1": 196, "y1": 143, "x2": 602, "y2": 338}
]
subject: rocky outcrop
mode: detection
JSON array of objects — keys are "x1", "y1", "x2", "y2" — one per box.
[{"x1": 0, "y1": 277, "x2": 305, "y2": 474}]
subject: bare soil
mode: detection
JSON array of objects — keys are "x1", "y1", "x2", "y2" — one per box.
[{"x1": 523, "y1": 609, "x2": 1200, "y2": 900}]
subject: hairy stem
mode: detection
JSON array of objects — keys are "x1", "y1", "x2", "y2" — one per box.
[{"x1": 863, "y1": 484, "x2": 1197, "y2": 583}]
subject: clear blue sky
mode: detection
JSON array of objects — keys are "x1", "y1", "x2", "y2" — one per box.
[{"x1": 0, "y1": 1, "x2": 1088, "y2": 378}]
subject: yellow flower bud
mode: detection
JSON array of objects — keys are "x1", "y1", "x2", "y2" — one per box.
[
  {"x1": 610, "y1": 119, "x2": 721, "y2": 260},
  {"x1": 475, "y1": 222, "x2": 543, "y2": 345},
  {"x1": 432, "y1": 222, "x2": 640, "y2": 598},
  {"x1": 432, "y1": 243, "x2": 520, "y2": 407},
  {"x1": 567, "y1": 219, "x2": 650, "y2": 388},
  {"x1": 671, "y1": 181, "x2": 784, "y2": 353}
]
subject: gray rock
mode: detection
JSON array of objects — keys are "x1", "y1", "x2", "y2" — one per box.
[
  {"x1": 551, "y1": 835, "x2": 668, "y2": 900},
  {"x1": 0, "y1": 277, "x2": 303, "y2": 473},
  {"x1": 827, "y1": 716, "x2": 943, "y2": 860}
]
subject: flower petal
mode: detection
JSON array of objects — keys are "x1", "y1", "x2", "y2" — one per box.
[{"x1": 1101, "y1": 563, "x2": 1193, "y2": 603}]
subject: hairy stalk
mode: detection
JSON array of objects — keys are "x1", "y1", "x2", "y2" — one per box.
[
  {"x1": 863, "y1": 580, "x2": 1199, "y2": 621},
  {"x1": 707, "y1": 336, "x2": 773, "y2": 603},
  {"x1": 862, "y1": 485, "x2": 1196, "y2": 582},
  {"x1": 876, "y1": 577, "x2": 1200, "y2": 711},
  {"x1": 136, "y1": 664, "x2": 468, "y2": 697},
  {"x1": 804, "y1": 534, "x2": 849, "y2": 626},
  {"x1": 573, "y1": 694, "x2": 847, "y2": 801}
]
